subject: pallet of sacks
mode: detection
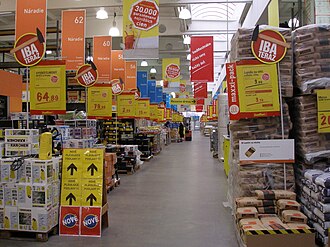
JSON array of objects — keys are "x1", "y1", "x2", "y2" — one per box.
[
  {"x1": 235, "y1": 190, "x2": 315, "y2": 247},
  {"x1": 297, "y1": 166, "x2": 330, "y2": 246},
  {"x1": 293, "y1": 24, "x2": 330, "y2": 94},
  {"x1": 228, "y1": 103, "x2": 295, "y2": 206},
  {"x1": 230, "y1": 25, "x2": 293, "y2": 98}
]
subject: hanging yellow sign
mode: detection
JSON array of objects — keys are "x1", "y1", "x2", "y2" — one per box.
[
  {"x1": 162, "y1": 58, "x2": 180, "y2": 83},
  {"x1": 117, "y1": 92, "x2": 136, "y2": 119},
  {"x1": 317, "y1": 89, "x2": 330, "y2": 133},
  {"x1": 166, "y1": 108, "x2": 172, "y2": 120},
  {"x1": 136, "y1": 98, "x2": 150, "y2": 119},
  {"x1": 150, "y1": 104, "x2": 158, "y2": 121},
  {"x1": 87, "y1": 85, "x2": 112, "y2": 119},
  {"x1": 157, "y1": 107, "x2": 165, "y2": 122},
  {"x1": 170, "y1": 98, "x2": 197, "y2": 105}
]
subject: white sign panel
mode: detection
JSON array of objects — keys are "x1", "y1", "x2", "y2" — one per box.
[{"x1": 239, "y1": 139, "x2": 295, "y2": 165}]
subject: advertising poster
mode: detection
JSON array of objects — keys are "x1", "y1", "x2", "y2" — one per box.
[
  {"x1": 155, "y1": 86, "x2": 163, "y2": 104},
  {"x1": 87, "y1": 85, "x2": 112, "y2": 119},
  {"x1": 162, "y1": 58, "x2": 180, "y2": 84},
  {"x1": 93, "y1": 36, "x2": 112, "y2": 82},
  {"x1": 190, "y1": 36, "x2": 214, "y2": 82},
  {"x1": 226, "y1": 60, "x2": 280, "y2": 120},
  {"x1": 61, "y1": 10, "x2": 86, "y2": 70},
  {"x1": 196, "y1": 99, "x2": 204, "y2": 112},
  {"x1": 30, "y1": 60, "x2": 66, "y2": 115},
  {"x1": 317, "y1": 89, "x2": 330, "y2": 133},
  {"x1": 148, "y1": 80, "x2": 156, "y2": 103},
  {"x1": 125, "y1": 61, "x2": 137, "y2": 90},
  {"x1": 15, "y1": 0, "x2": 47, "y2": 40},
  {"x1": 123, "y1": 0, "x2": 159, "y2": 59}
]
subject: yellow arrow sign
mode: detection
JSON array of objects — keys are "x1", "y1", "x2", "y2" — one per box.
[{"x1": 170, "y1": 98, "x2": 197, "y2": 105}]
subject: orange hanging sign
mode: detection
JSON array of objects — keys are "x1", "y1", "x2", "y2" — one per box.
[
  {"x1": 93, "y1": 36, "x2": 112, "y2": 82},
  {"x1": 111, "y1": 50, "x2": 125, "y2": 81},
  {"x1": 125, "y1": 61, "x2": 137, "y2": 90},
  {"x1": 62, "y1": 10, "x2": 86, "y2": 70}
]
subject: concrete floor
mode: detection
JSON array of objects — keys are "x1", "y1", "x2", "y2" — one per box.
[{"x1": 0, "y1": 132, "x2": 238, "y2": 247}]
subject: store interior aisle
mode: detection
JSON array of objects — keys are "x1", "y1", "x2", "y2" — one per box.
[{"x1": 0, "y1": 133, "x2": 237, "y2": 247}]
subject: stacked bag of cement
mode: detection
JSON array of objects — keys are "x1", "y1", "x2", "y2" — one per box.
[
  {"x1": 293, "y1": 24, "x2": 330, "y2": 94},
  {"x1": 235, "y1": 190, "x2": 310, "y2": 244},
  {"x1": 230, "y1": 25, "x2": 293, "y2": 97},
  {"x1": 296, "y1": 166, "x2": 330, "y2": 245},
  {"x1": 228, "y1": 103, "x2": 295, "y2": 206}
]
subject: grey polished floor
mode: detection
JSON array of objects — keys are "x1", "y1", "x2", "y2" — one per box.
[{"x1": 0, "y1": 132, "x2": 238, "y2": 247}]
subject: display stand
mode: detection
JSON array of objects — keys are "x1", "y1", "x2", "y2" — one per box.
[{"x1": 101, "y1": 169, "x2": 109, "y2": 229}]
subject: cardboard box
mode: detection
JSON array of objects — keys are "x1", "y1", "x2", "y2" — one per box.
[
  {"x1": 18, "y1": 208, "x2": 32, "y2": 231},
  {"x1": 32, "y1": 159, "x2": 53, "y2": 185},
  {"x1": 237, "y1": 207, "x2": 258, "y2": 220},
  {"x1": 1, "y1": 158, "x2": 18, "y2": 183},
  {"x1": 4, "y1": 206, "x2": 18, "y2": 230},
  {"x1": 17, "y1": 184, "x2": 32, "y2": 208},
  {"x1": 4, "y1": 184, "x2": 18, "y2": 207},
  {"x1": 0, "y1": 185, "x2": 4, "y2": 208},
  {"x1": 32, "y1": 184, "x2": 52, "y2": 209},
  {"x1": 52, "y1": 156, "x2": 61, "y2": 181},
  {"x1": 32, "y1": 208, "x2": 52, "y2": 232},
  {"x1": 17, "y1": 158, "x2": 32, "y2": 184},
  {"x1": 0, "y1": 207, "x2": 4, "y2": 229},
  {"x1": 52, "y1": 182, "x2": 60, "y2": 206}
]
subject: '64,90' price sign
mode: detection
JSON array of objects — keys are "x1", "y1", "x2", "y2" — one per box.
[{"x1": 30, "y1": 61, "x2": 66, "y2": 115}]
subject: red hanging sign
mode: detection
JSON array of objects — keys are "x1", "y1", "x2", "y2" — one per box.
[
  {"x1": 166, "y1": 63, "x2": 180, "y2": 79},
  {"x1": 193, "y1": 81, "x2": 207, "y2": 99},
  {"x1": 190, "y1": 36, "x2": 214, "y2": 82},
  {"x1": 80, "y1": 207, "x2": 102, "y2": 237},
  {"x1": 59, "y1": 206, "x2": 80, "y2": 236},
  {"x1": 93, "y1": 36, "x2": 112, "y2": 82},
  {"x1": 75, "y1": 63, "x2": 98, "y2": 87},
  {"x1": 196, "y1": 99, "x2": 204, "y2": 112},
  {"x1": 129, "y1": 0, "x2": 159, "y2": 30}
]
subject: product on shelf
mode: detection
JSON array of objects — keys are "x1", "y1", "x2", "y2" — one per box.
[
  {"x1": 293, "y1": 24, "x2": 330, "y2": 94},
  {"x1": 230, "y1": 25, "x2": 293, "y2": 97},
  {"x1": 4, "y1": 129, "x2": 40, "y2": 156}
]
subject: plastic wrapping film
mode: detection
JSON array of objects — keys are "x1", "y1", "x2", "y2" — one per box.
[
  {"x1": 230, "y1": 25, "x2": 293, "y2": 97},
  {"x1": 227, "y1": 103, "x2": 295, "y2": 209},
  {"x1": 294, "y1": 160, "x2": 330, "y2": 246},
  {"x1": 289, "y1": 95, "x2": 330, "y2": 164},
  {"x1": 293, "y1": 24, "x2": 330, "y2": 94}
]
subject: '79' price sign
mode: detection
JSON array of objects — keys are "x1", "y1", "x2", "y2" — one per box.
[
  {"x1": 317, "y1": 89, "x2": 330, "y2": 133},
  {"x1": 30, "y1": 61, "x2": 66, "y2": 115},
  {"x1": 87, "y1": 85, "x2": 112, "y2": 120}
]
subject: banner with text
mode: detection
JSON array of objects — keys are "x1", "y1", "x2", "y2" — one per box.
[
  {"x1": 62, "y1": 10, "x2": 86, "y2": 70},
  {"x1": 148, "y1": 80, "x2": 156, "y2": 103},
  {"x1": 137, "y1": 71, "x2": 148, "y2": 97},
  {"x1": 111, "y1": 50, "x2": 125, "y2": 82},
  {"x1": 196, "y1": 99, "x2": 204, "y2": 112},
  {"x1": 93, "y1": 36, "x2": 112, "y2": 82},
  {"x1": 191, "y1": 36, "x2": 214, "y2": 82},
  {"x1": 15, "y1": 0, "x2": 47, "y2": 40},
  {"x1": 150, "y1": 104, "x2": 158, "y2": 121},
  {"x1": 30, "y1": 60, "x2": 66, "y2": 115},
  {"x1": 155, "y1": 86, "x2": 163, "y2": 104},
  {"x1": 193, "y1": 81, "x2": 207, "y2": 99},
  {"x1": 162, "y1": 58, "x2": 180, "y2": 83},
  {"x1": 136, "y1": 98, "x2": 150, "y2": 119},
  {"x1": 87, "y1": 85, "x2": 112, "y2": 119},
  {"x1": 123, "y1": 0, "x2": 159, "y2": 59},
  {"x1": 125, "y1": 61, "x2": 137, "y2": 90}
]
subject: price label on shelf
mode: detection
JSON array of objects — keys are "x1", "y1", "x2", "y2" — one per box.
[
  {"x1": 30, "y1": 60, "x2": 66, "y2": 115},
  {"x1": 317, "y1": 89, "x2": 330, "y2": 133},
  {"x1": 87, "y1": 85, "x2": 112, "y2": 120}
]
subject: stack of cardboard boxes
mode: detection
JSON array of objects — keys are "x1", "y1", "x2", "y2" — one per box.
[
  {"x1": 0, "y1": 156, "x2": 61, "y2": 232},
  {"x1": 5, "y1": 129, "x2": 39, "y2": 157},
  {"x1": 104, "y1": 153, "x2": 117, "y2": 189}
]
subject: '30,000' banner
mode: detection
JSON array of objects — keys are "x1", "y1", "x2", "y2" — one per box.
[{"x1": 123, "y1": 0, "x2": 159, "y2": 59}]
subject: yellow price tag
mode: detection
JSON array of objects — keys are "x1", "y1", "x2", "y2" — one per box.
[
  {"x1": 317, "y1": 89, "x2": 330, "y2": 133},
  {"x1": 117, "y1": 92, "x2": 136, "y2": 118},
  {"x1": 136, "y1": 99, "x2": 150, "y2": 119},
  {"x1": 87, "y1": 86, "x2": 112, "y2": 119}
]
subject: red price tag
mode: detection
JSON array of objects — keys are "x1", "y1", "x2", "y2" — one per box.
[{"x1": 130, "y1": 0, "x2": 159, "y2": 30}]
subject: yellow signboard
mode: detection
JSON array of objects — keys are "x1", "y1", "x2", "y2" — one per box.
[
  {"x1": 317, "y1": 89, "x2": 330, "y2": 133},
  {"x1": 81, "y1": 179, "x2": 103, "y2": 207},
  {"x1": 166, "y1": 108, "x2": 172, "y2": 120},
  {"x1": 236, "y1": 63, "x2": 280, "y2": 116},
  {"x1": 162, "y1": 58, "x2": 180, "y2": 83},
  {"x1": 136, "y1": 99, "x2": 150, "y2": 119},
  {"x1": 150, "y1": 104, "x2": 158, "y2": 121},
  {"x1": 170, "y1": 98, "x2": 197, "y2": 105},
  {"x1": 117, "y1": 92, "x2": 136, "y2": 118},
  {"x1": 30, "y1": 60, "x2": 66, "y2": 115},
  {"x1": 87, "y1": 85, "x2": 112, "y2": 119},
  {"x1": 157, "y1": 107, "x2": 165, "y2": 122},
  {"x1": 82, "y1": 149, "x2": 104, "y2": 179},
  {"x1": 61, "y1": 179, "x2": 81, "y2": 206},
  {"x1": 62, "y1": 149, "x2": 83, "y2": 179}
]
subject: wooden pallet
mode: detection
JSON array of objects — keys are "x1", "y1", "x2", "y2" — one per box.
[
  {"x1": 0, "y1": 226, "x2": 58, "y2": 242},
  {"x1": 141, "y1": 155, "x2": 153, "y2": 161},
  {"x1": 118, "y1": 166, "x2": 134, "y2": 175}
]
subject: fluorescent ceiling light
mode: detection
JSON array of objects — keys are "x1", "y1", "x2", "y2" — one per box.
[
  {"x1": 0, "y1": 12, "x2": 13, "y2": 16},
  {"x1": 96, "y1": 7, "x2": 108, "y2": 19},
  {"x1": 86, "y1": 56, "x2": 93, "y2": 62},
  {"x1": 46, "y1": 50, "x2": 52, "y2": 55},
  {"x1": 187, "y1": 54, "x2": 191, "y2": 60},
  {"x1": 189, "y1": 66, "x2": 191, "y2": 71},
  {"x1": 109, "y1": 12, "x2": 120, "y2": 36},
  {"x1": 170, "y1": 92, "x2": 176, "y2": 98},
  {"x1": 179, "y1": 8, "x2": 191, "y2": 20},
  {"x1": 288, "y1": 18, "x2": 299, "y2": 28},
  {"x1": 141, "y1": 60, "x2": 148, "y2": 67},
  {"x1": 150, "y1": 67, "x2": 157, "y2": 74},
  {"x1": 160, "y1": 80, "x2": 164, "y2": 87},
  {"x1": 183, "y1": 36, "x2": 191, "y2": 45}
]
